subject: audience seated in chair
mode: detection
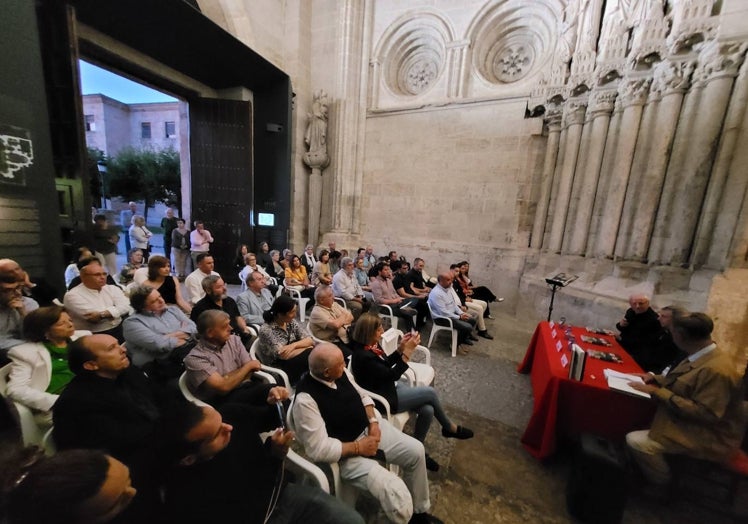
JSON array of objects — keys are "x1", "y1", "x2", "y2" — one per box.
[
  {"x1": 190, "y1": 275, "x2": 252, "y2": 344},
  {"x1": 449, "y1": 265, "x2": 493, "y2": 340},
  {"x1": 291, "y1": 343, "x2": 443, "y2": 524},
  {"x1": 0, "y1": 264, "x2": 40, "y2": 366},
  {"x1": 63, "y1": 258, "x2": 132, "y2": 343},
  {"x1": 184, "y1": 253, "x2": 219, "y2": 305},
  {"x1": 391, "y1": 261, "x2": 429, "y2": 330},
  {"x1": 184, "y1": 310, "x2": 268, "y2": 407},
  {"x1": 349, "y1": 314, "x2": 473, "y2": 472},
  {"x1": 162, "y1": 399, "x2": 363, "y2": 524},
  {"x1": 237, "y1": 271, "x2": 275, "y2": 327},
  {"x1": 284, "y1": 254, "x2": 316, "y2": 307},
  {"x1": 308, "y1": 285, "x2": 354, "y2": 355},
  {"x1": 370, "y1": 262, "x2": 419, "y2": 331},
  {"x1": 257, "y1": 295, "x2": 315, "y2": 387},
  {"x1": 5, "y1": 306, "x2": 89, "y2": 426},
  {"x1": 331, "y1": 257, "x2": 367, "y2": 321},
  {"x1": 427, "y1": 272, "x2": 477, "y2": 352},
  {"x1": 0, "y1": 447, "x2": 136, "y2": 524},
  {"x1": 626, "y1": 312, "x2": 746, "y2": 489},
  {"x1": 52, "y1": 333, "x2": 169, "y2": 522},
  {"x1": 456, "y1": 261, "x2": 501, "y2": 313}
]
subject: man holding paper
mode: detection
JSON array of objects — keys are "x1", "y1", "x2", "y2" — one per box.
[{"x1": 625, "y1": 313, "x2": 746, "y2": 486}]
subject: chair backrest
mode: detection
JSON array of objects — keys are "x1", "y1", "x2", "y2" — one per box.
[
  {"x1": 427, "y1": 301, "x2": 453, "y2": 326},
  {"x1": 178, "y1": 372, "x2": 209, "y2": 407},
  {"x1": 0, "y1": 364, "x2": 10, "y2": 394}
]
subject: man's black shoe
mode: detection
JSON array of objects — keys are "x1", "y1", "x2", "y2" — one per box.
[
  {"x1": 409, "y1": 513, "x2": 444, "y2": 524},
  {"x1": 462, "y1": 339, "x2": 474, "y2": 346},
  {"x1": 478, "y1": 330, "x2": 494, "y2": 340},
  {"x1": 425, "y1": 454, "x2": 440, "y2": 472},
  {"x1": 468, "y1": 333, "x2": 479, "y2": 341},
  {"x1": 442, "y1": 425, "x2": 474, "y2": 440}
]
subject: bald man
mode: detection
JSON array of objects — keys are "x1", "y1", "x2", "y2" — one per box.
[
  {"x1": 0, "y1": 259, "x2": 40, "y2": 363},
  {"x1": 427, "y1": 271, "x2": 477, "y2": 350},
  {"x1": 615, "y1": 294, "x2": 663, "y2": 367},
  {"x1": 292, "y1": 344, "x2": 442, "y2": 524}
]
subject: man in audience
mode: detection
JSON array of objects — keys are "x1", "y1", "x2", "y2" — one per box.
[
  {"x1": 450, "y1": 264, "x2": 492, "y2": 340},
  {"x1": 392, "y1": 260, "x2": 429, "y2": 329},
  {"x1": 301, "y1": 244, "x2": 317, "y2": 275},
  {"x1": 63, "y1": 257, "x2": 132, "y2": 342},
  {"x1": 237, "y1": 271, "x2": 275, "y2": 327},
  {"x1": 184, "y1": 253, "x2": 219, "y2": 305},
  {"x1": 123, "y1": 285, "x2": 197, "y2": 370},
  {"x1": 292, "y1": 343, "x2": 442, "y2": 524},
  {"x1": 53, "y1": 333, "x2": 165, "y2": 522},
  {"x1": 407, "y1": 259, "x2": 433, "y2": 296},
  {"x1": 332, "y1": 257, "x2": 366, "y2": 320},
  {"x1": 616, "y1": 293, "x2": 663, "y2": 366},
  {"x1": 240, "y1": 252, "x2": 278, "y2": 295},
  {"x1": 0, "y1": 258, "x2": 57, "y2": 307},
  {"x1": 0, "y1": 268, "x2": 38, "y2": 364},
  {"x1": 190, "y1": 275, "x2": 252, "y2": 342},
  {"x1": 309, "y1": 285, "x2": 354, "y2": 352},
  {"x1": 164, "y1": 401, "x2": 364, "y2": 523},
  {"x1": 363, "y1": 245, "x2": 377, "y2": 270},
  {"x1": 184, "y1": 310, "x2": 275, "y2": 406},
  {"x1": 626, "y1": 312, "x2": 746, "y2": 488},
  {"x1": 428, "y1": 271, "x2": 477, "y2": 351},
  {"x1": 189, "y1": 220, "x2": 214, "y2": 268},
  {"x1": 369, "y1": 262, "x2": 418, "y2": 331}
]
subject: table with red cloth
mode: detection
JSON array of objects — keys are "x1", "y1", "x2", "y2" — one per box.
[{"x1": 518, "y1": 322, "x2": 655, "y2": 460}]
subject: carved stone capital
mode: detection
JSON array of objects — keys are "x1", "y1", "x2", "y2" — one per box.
[
  {"x1": 617, "y1": 77, "x2": 652, "y2": 107},
  {"x1": 587, "y1": 89, "x2": 617, "y2": 116},
  {"x1": 544, "y1": 104, "x2": 563, "y2": 130},
  {"x1": 562, "y1": 99, "x2": 588, "y2": 127},
  {"x1": 650, "y1": 60, "x2": 695, "y2": 96},
  {"x1": 692, "y1": 40, "x2": 748, "y2": 86}
]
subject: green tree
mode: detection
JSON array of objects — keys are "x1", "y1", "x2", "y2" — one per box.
[{"x1": 107, "y1": 147, "x2": 181, "y2": 221}]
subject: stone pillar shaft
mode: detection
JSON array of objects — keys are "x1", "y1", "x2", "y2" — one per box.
[
  {"x1": 530, "y1": 112, "x2": 562, "y2": 249},
  {"x1": 567, "y1": 92, "x2": 615, "y2": 255},
  {"x1": 547, "y1": 102, "x2": 586, "y2": 253}
]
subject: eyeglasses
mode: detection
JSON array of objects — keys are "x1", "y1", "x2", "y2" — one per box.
[{"x1": 83, "y1": 272, "x2": 107, "y2": 277}]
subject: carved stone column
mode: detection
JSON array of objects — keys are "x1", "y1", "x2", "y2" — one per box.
[
  {"x1": 566, "y1": 89, "x2": 616, "y2": 254},
  {"x1": 620, "y1": 61, "x2": 693, "y2": 261},
  {"x1": 530, "y1": 106, "x2": 562, "y2": 249},
  {"x1": 649, "y1": 41, "x2": 746, "y2": 266},
  {"x1": 693, "y1": 47, "x2": 748, "y2": 268},
  {"x1": 593, "y1": 77, "x2": 650, "y2": 258},
  {"x1": 547, "y1": 100, "x2": 587, "y2": 253}
]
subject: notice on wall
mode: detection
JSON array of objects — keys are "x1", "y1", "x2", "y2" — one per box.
[{"x1": 0, "y1": 124, "x2": 33, "y2": 186}]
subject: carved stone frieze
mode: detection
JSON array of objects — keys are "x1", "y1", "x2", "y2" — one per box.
[
  {"x1": 692, "y1": 40, "x2": 748, "y2": 86},
  {"x1": 650, "y1": 59, "x2": 694, "y2": 97},
  {"x1": 544, "y1": 104, "x2": 563, "y2": 128},
  {"x1": 617, "y1": 77, "x2": 652, "y2": 107},
  {"x1": 667, "y1": 0, "x2": 717, "y2": 54},
  {"x1": 562, "y1": 99, "x2": 588, "y2": 127}
]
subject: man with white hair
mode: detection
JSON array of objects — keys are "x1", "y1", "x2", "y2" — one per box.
[
  {"x1": 292, "y1": 343, "x2": 442, "y2": 524},
  {"x1": 616, "y1": 293, "x2": 662, "y2": 366},
  {"x1": 332, "y1": 257, "x2": 366, "y2": 320}
]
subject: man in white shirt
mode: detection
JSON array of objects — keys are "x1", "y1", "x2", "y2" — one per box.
[
  {"x1": 427, "y1": 272, "x2": 476, "y2": 349},
  {"x1": 292, "y1": 343, "x2": 441, "y2": 524},
  {"x1": 63, "y1": 258, "x2": 133, "y2": 342},
  {"x1": 185, "y1": 254, "x2": 220, "y2": 305},
  {"x1": 331, "y1": 257, "x2": 365, "y2": 320},
  {"x1": 189, "y1": 221, "x2": 214, "y2": 268}
]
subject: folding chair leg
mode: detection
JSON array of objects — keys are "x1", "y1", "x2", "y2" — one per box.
[{"x1": 451, "y1": 330, "x2": 458, "y2": 357}]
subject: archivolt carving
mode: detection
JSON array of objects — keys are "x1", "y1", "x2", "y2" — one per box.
[
  {"x1": 375, "y1": 12, "x2": 453, "y2": 97},
  {"x1": 469, "y1": 1, "x2": 558, "y2": 85}
]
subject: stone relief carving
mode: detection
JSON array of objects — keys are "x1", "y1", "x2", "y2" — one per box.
[
  {"x1": 650, "y1": 59, "x2": 694, "y2": 96},
  {"x1": 495, "y1": 45, "x2": 533, "y2": 82},
  {"x1": 587, "y1": 89, "x2": 618, "y2": 114},
  {"x1": 563, "y1": 99, "x2": 588, "y2": 127},
  {"x1": 405, "y1": 59, "x2": 439, "y2": 94},
  {"x1": 667, "y1": 0, "x2": 717, "y2": 53},
  {"x1": 692, "y1": 40, "x2": 748, "y2": 85},
  {"x1": 617, "y1": 77, "x2": 652, "y2": 107}
]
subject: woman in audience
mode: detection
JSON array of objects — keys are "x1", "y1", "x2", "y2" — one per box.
[
  {"x1": 268, "y1": 249, "x2": 286, "y2": 281},
  {"x1": 350, "y1": 313, "x2": 473, "y2": 472},
  {"x1": 311, "y1": 249, "x2": 333, "y2": 286},
  {"x1": 140, "y1": 255, "x2": 191, "y2": 314},
  {"x1": 284, "y1": 254, "x2": 315, "y2": 304},
  {"x1": 0, "y1": 447, "x2": 136, "y2": 524},
  {"x1": 64, "y1": 246, "x2": 94, "y2": 289},
  {"x1": 456, "y1": 261, "x2": 500, "y2": 318},
  {"x1": 5, "y1": 306, "x2": 90, "y2": 424},
  {"x1": 233, "y1": 243, "x2": 250, "y2": 273},
  {"x1": 257, "y1": 295, "x2": 314, "y2": 386},
  {"x1": 119, "y1": 248, "x2": 145, "y2": 286},
  {"x1": 256, "y1": 241, "x2": 273, "y2": 270},
  {"x1": 129, "y1": 215, "x2": 152, "y2": 262}
]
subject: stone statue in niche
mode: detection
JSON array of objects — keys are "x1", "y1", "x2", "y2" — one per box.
[
  {"x1": 303, "y1": 90, "x2": 330, "y2": 247},
  {"x1": 303, "y1": 90, "x2": 330, "y2": 171}
]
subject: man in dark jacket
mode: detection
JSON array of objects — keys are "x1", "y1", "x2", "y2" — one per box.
[{"x1": 615, "y1": 294, "x2": 663, "y2": 366}]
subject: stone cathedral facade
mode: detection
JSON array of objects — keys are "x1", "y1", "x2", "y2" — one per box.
[{"x1": 198, "y1": 0, "x2": 748, "y2": 359}]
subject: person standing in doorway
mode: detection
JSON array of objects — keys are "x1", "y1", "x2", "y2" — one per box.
[
  {"x1": 171, "y1": 218, "x2": 191, "y2": 281},
  {"x1": 190, "y1": 221, "x2": 213, "y2": 268},
  {"x1": 161, "y1": 208, "x2": 179, "y2": 262}
]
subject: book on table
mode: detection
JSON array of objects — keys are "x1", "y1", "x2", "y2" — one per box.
[
  {"x1": 568, "y1": 344, "x2": 586, "y2": 381},
  {"x1": 603, "y1": 369, "x2": 651, "y2": 398}
]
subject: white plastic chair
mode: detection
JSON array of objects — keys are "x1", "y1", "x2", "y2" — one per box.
[
  {"x1": 426, "y1": 302, "x2": 459, "y2": 357},
  {"x1": 285, "y1": 287, "x2": 311, "y2": 322},
  {"x1": 334, "y1": 297, "x2": 347, "y2": 309},
  {"x1": 249, "y1": 338, "x2": 292, "y2": 390},
  {"x1": 379, "y1": 330, "x2": 435, "y2": 387},
  {"x1": 0, "y1": 364, "x2": 44, "y2": 446}
]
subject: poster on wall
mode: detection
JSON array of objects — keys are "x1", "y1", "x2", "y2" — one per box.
[{"x1": 0, "y1": 124, "x2": 34, "y2": 186}]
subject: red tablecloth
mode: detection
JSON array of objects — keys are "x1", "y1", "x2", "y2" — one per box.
[{"x1": 518, "y1": 322, "x2": 655, "y2": 459}]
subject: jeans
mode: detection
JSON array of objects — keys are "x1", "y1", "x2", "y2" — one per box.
[{"x1": 396, "y1": 384, "x2": 453, "y2": 442}]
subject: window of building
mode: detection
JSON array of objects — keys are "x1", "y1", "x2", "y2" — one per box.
[
  {"x1": 165, "y1": 121, "x2": 176, "y2": 138},
  {"x1": 84, "y1": 114, "x2": 95, "y2": 131},
  {"x1": 141, "y1": 122, "x2": 151, "y2": 139}
]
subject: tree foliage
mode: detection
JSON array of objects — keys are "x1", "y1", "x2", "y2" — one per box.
[{"x1": 107, "y1": 147, "x2": 181, "y2": 220}]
